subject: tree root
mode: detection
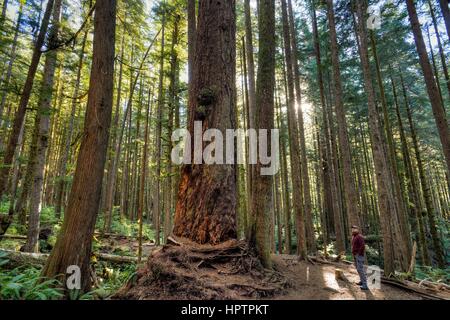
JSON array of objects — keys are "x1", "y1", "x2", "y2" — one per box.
[{"x1": 112, "y1": 236, "x2": 289, "y2": 300}]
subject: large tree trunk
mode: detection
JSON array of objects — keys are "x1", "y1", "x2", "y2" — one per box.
[
  {"x1": 41, "y1": 0, "x2": 116, "y2": 293},
  {"x1": 406, "y1": 0, "x2": 450, "y2": 176},
  {"x1": 326, "y1": 0, "x2": 361, "y2": 229},
  {"x1": 248, "y1": 0, "x2": 275, "y2": 267},
  {"x1": 0, "y1": 0, "x2": 55, "y2": 199},
  {"x1": 173, "y1": 0, "x2": 237, "y2": 244},
  {"x1": 23, "y1": 0, "x2": 63, "y2": 253}
]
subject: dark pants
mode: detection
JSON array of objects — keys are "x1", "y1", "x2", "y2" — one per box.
[{"x1": 354, "y1": 254, "x2": 367, "y2": 287}]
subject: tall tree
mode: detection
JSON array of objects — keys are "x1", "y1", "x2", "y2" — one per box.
[
  {"x1": 249, "y1": 0, "x2": 275, "y2": 267},
  {"x1": 42, "y1": 0, "x2": 117, "y2": 293},
  {"x1": 0, "y1": 0, "x2": 55, "y2": 199},
  {"x1": 326, "y1": 0, "x2": 361, "y2": 229},
  {"x1": 354, "y1": 0, "x2": 410, "y2": 275},
  {"x1": 24, "y1": 0, "x2": 64, "y2": 252},
  {"x1": 406, "y1": 0, "x2": 450, "y2": 176},
  {"x1": 280, "y1": 0, "x2": 307, "y2": 259},
  {"x1": 173, "y1": 0, "x2": 237, "y2": 244}
]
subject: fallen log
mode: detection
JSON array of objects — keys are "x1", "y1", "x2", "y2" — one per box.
[
  {"x1": 380, "y1": 277, "x2": 447, "y2": 300},
  {"x1": 0, "y1": 234, "x2": 27, "y2": 240},
  {"x1": 0, "y1": 249, "x2": 143, "y2": 269}
]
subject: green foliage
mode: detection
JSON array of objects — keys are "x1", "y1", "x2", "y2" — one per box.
[{"x1": 0, "y1": 252, "x2": 63, "y2": 300}]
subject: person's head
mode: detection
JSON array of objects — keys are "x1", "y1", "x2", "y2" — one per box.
[{"x1": 351, "y1": 225, "x2": 360, "y2": 235}]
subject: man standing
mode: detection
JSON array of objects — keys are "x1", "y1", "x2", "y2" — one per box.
[{"x1": 352, "y1": 225, "x2": 369, "y2": 290}]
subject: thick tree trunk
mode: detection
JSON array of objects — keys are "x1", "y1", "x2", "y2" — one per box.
[
  {"x1": 0, "y1": 0, "x2": 55, "y2": 199},
  {"x1": 41, "y1": 0, "x2": 116, "y2": 293},
  {"x1": 406, "y1": 0, "x2": 450, "y2": 176},
  {"x1": 173, "y1": 0, "x2": 237, "y2": 244}
]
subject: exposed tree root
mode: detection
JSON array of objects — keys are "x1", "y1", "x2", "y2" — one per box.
[{"x1": 112, "y1": 236, "x2": 290, "y2": 300}]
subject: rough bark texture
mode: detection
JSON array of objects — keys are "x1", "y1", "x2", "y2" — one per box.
[
  {"x1": 173, "y1": 0, "x2": 237, "y2": 245},
  {"x1": 41, "y1": 0, "x2": 116, "y2": 293}
]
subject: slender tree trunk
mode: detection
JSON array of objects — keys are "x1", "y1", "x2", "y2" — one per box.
[
  {"x1": 0, "y1": 0, "x2": 55, "y2": 199},
  {"x1": 280, "y1": 0, "x2": 306, "y2": 259},
  {"x1": 55, "y1": 29, "x2": 88, "y2": 218},
  {"x1": 0, "y1": 2, "x2": 23, "y2": 130},
  {"x1": 41, "y1": 0, "x2": 116, "y2": 293},
  {"x1": 288, "y1": 0, "x2": 316, "y2": 254},
  {"x1": 138, "y1": 88, "x2": 151, "y2": 263},
  {"x1": 401, "y1": 74, "x2": 446, "y2": 268},
  {"x1": 438, "y1": 0, "x2": 450, "y2": 40},
  {"x1": 154, "y1": 14, "x2": 166, "y2": 246},
  {"x1": 428, "y1": 0, "x2": 450, "y2": 100},
  {"x1": 24, "y1": 0, "x2": 63, "y2": 253},
  {"x1": 354, "y1": 1, "x2": 406, "y2": 275},
  {"x1": 391, "y1": 75, "x2": 430, "y2": 266},
  {"x1": 248, "y1": 0, "x2": 275, "y2": 267},
  {"x1": 406, "y1": 0, "x2": 450, "y2": 176},
  {"x1": 326, "y1": 0, "x2": 361, "y2": 229}
]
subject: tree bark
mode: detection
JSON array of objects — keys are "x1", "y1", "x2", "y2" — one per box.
[
  {"x1": 248, "y1": 0, "x2": 275, "y2": 267},
  {"x1": 326, "y1": 0, "x2": 361, "y2": 229},
  {"x1": 24, "y1": 0, "x2": 63, "y2": 253},
  {"x1": 280, "y1": 0, "x2": 307, "y2": 259},
  {"x1": 173, "y1": 0, "x2": 237, "y2": 244},
  {"x1": 41, "y1": 0, "x2": 116, "y2": 293},
  {"x1": 354, "y1": 1, "x2": 406, "y2": 275}
]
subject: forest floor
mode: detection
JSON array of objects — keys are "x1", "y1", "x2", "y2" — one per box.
[
  {"x1": 272, "y1": 255, "x2": 422, "y2": 300},
  {"x1": 113, "y1": 237, "x2": 448, "y2": 300}
]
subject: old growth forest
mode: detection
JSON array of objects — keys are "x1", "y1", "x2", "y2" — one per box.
[{"x1": 0, "y1": 0, "x2": 449, "y2": 301}]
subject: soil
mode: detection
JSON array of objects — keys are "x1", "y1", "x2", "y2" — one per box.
[{"x1": 112, "y1": 237, "x2": 440, "y2": 300}]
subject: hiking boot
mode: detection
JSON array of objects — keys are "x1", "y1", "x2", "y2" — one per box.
[
  {"x1": 360, "y1": 285, "x2": 369, "y2": 291},
  {"x1": 356, "y1": 281, "x2": 362, "y2": 286}
]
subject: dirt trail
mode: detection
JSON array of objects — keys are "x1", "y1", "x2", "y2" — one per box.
[
  {"x1": 114, "y1": 238, "x2": 444, "y2": 300},
  {"x1": 272, "y1": 255, "x2": 423, "y2": 300}
]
